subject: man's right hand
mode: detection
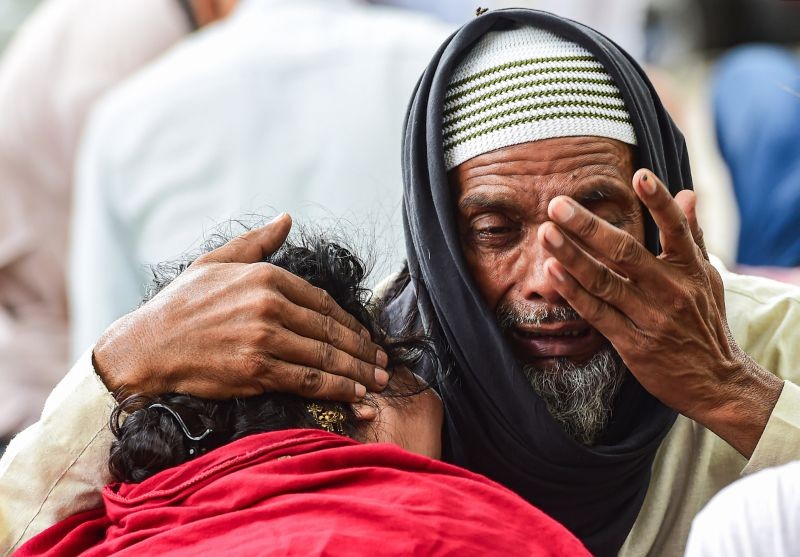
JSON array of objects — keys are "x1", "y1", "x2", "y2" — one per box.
[{"x1": 93, "y1": 214, "x2": 390, "y2": 402}]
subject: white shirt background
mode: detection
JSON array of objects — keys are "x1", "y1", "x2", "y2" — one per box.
[
  {"x1": 69, "y1": 0, "x2": 452, "y2": 358},
  {"x1": 685, "y1": 460, "x2": 800, "y2": 557}
]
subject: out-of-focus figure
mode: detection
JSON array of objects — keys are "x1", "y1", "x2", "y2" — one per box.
[
  {"x1": 685, "y1": 460, "x2": 800, "y2": 557},
  {"x1": 371, "y1": 0, "x2": 474, "y2": 23},
  {"x1": 712, "y1": 45, "x2": 800, "y2": 285},
  {"x1": 68, "y1": 0, "x2": 452, "y2": 358},
  {"x1": 0, "y1": 0, "x2": 198, "y2": 448},
  {"x1": 490, "y1": 0, "x2": 649, "y2": 61}
]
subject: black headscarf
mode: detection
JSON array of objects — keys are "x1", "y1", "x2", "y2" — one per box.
[{"x1": 393, "y1": 8, "x2": 693, "y2": 557}]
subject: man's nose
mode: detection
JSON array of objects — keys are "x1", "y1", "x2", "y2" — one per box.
[{"x1": 517, "y1": 236, "x2": 564, "y2": 305}]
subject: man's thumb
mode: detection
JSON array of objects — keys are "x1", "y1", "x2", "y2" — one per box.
[{"x1": 198, "y1": 213, "x2": 293, "y2": 264}]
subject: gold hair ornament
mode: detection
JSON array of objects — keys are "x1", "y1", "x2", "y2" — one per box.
[{"x1": 306, "y1": 403, "x2": 346, "y2": 434}]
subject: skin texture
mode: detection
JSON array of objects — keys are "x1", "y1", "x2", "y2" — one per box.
[
  {"x1": 450, "y1": 136, "x2": 782, "y2": 458},
  {"x1": 94, "y1": 136, "x2": 783, "y2": 459},
  {"x1": 94, "y1": 214, "x2": 390, "y2": 403},
  {"x1": 451, "y1": 137, "x2": 641, "y2": 366},
  {"x1": 362, "y1": 369, "x2": 444, "y2": 459}
]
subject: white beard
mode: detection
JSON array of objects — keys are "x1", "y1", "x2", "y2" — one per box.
[
  {"x1": 523, "y1": 348, "x2": 627, "y2": 446},
  {"x1": 496, "y1": 301, "x2": 627, "y2": 446}
]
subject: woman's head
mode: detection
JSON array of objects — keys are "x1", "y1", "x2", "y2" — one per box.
[{"x1": 109, "y1": 223, "x2": 439, "y2": 483}]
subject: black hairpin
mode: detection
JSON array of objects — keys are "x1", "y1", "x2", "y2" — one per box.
[{"x1": 149, "y1": 403, "x2": 213, "y2": 457}]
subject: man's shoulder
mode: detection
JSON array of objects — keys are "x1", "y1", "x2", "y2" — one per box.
[
  {"x1": 714, "y1": 258, "x2": 800, "y2": 381},
  {"x1": 719, "y1": 261, "x2": 800, "y2": 308}
]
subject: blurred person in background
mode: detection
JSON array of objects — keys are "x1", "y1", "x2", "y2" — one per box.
[
  {"x1": 371, "y1": 0, "x2": 475, "y2": 23},
  {"x1": 492, "y1": 0, "x2": 649, "y2": 60},
  {"x1": 68, "y1": 0, "x2": 452, "y2": 359},
  {"x1": 712, "y1": 45, "x2": 800, "y2": 286},
  {"x1": 0, "y1": 0, "x2": 232, "y2": 454}
]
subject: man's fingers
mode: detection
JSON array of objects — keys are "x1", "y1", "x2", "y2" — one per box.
[
  {"x1": 547, "y1": 196, "x2": 651, "y2": 280},
  {"x1": 675, "y1": 190, "x2": 709, "y2": 260},
  {"x1": 544, "y1": 258, "x2": 637, "y2": 343},
  {"x1": 284, "y1": 304, "x2": 388, "y2": 370},
  {"x1": 276, "y1": 363, "x2": 367, "y2": 402},
  {"x1": 198, "y1": 213, "x2": 293, "y2": 265},
  {"x1": 275, "y1": 329, "x2": 389, "y2": 392},
  {"x1": 539, "y1": 222, "x2": 647, "y2": 322},
  {"x1": 631, "y1": 170, "x2": 697, "y2": 262},
  {"x1": 273, "y1": 265, "x2": 371, "y2": 337}
]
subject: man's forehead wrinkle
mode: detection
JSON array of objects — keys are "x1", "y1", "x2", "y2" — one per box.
[
  {"x1": 466, "y1": 152, "x2": 629, "y2": 179},
  {"x1": 458, "y1": 163, "x2": 629, "y2": 200}
]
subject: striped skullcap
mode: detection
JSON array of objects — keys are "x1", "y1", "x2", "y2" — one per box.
[{"x1": 443, "y1": 25, "x2": 637, "y2": 170}]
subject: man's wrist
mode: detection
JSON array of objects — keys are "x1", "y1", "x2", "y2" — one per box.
[
  {"x1": 694, "y1": 353, "x2": 783, "y2": 459},
  {"x1": 92, "y1": 312, "x2": 160, "y2": 399}
]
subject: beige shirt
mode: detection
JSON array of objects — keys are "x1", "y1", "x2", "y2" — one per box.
[
  {"x1": 1, "y1": 264, "x2": 799, "y2": 555},
  {"x1": 0, "y1": 0, "x2": 186, "y2": 438}
]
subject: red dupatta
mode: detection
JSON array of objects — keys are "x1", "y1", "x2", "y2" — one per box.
[{"x1": 18, "y1": 429, "x2": 589, "y2": 556}]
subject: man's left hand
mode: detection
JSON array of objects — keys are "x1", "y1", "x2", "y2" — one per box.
[{"x1": 539, "y1": 169, "x2": 783, "y2": 458}]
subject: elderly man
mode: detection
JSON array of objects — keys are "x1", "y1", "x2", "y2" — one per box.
[{"x1": 1, "y1": 9, "x2": 799, "y2": 557}]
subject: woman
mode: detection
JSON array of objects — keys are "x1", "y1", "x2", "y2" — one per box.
[{"x1": 17, "y1": 227, "x2": 589, "y2": 556}]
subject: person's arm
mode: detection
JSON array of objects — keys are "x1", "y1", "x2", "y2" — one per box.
[
  {"x1": 93, "y1": 214, "x2": 390, "y2": 402},
  {"x1": 541, "y1": 169, "x2": 788, "y2": 459},
  {"x1": 2, "y1": 216, "x2": 394, "y2": 551},
  {"x1": 720, "y1": 266, "x2": 800, "y2": 475},
  {"x1": 0, "y1": 350, "x2": 115, "y2": 553}
]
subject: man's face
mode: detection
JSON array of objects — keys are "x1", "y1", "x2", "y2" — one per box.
[{"x1": 450, "y1": 136, "x2": 643, "y2": 443}]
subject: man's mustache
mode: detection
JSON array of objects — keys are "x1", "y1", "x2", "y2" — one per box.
[{"x1": 496, "y1": 302, "x2": 583, "y2": 330}]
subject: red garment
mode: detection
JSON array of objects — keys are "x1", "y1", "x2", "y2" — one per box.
[{"x1": 18, "y1": 429, "x2": 589, "y2": 556}]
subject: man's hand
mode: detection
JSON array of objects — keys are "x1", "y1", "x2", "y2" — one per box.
[
  {"x1": 538, "y1": 169, "x2": 783, "y2": 458},
  {"x1": 93, "y1": 214, "x2": 390, "y2": 403}
]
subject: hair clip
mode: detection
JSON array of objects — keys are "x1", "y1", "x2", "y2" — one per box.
[
  {"x1": 306, "y1": 403, "x2": 346, "y2": 434},
  {"x1": 149, "y1": 403, "x2": 213, "y2": 442}
]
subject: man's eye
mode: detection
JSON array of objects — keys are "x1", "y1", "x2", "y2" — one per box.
[
  {"x1": 470, "y1": 223, "x2": 519, "y2": 248},
  {"x1": 477, "y1": 226, "x2": 512, "y2": 237},
  {"x1": 595, "y1": 212, "x2": 634, "y2": 230}
]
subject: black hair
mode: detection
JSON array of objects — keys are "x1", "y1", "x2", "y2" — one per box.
[{"x1": 108, "y1": 222, "x2": 435, "y2": 484}]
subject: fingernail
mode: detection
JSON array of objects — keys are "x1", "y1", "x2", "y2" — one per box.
[
  {"x1": 547, "y1": 260, "x2": 566, "y2": 282},
  {"x1": 360, "y1": 328, "x2": 371, "y2": 339},
  {"x1": 355, "y1": 383, "x2": 367, "y2": 399},
  {"x1": 543, "y1": 225, "x2": 564, "y2": 248},
  {"x1": 270, "y1": 212, "x2": 287, "y2": 223},
  {"x1": 374, "y1": 368, "x2": 390, "y2": 387},
  {"x1": 376, "y1": 350, "x2": 389, "y2": 368},
  {"x1": 641, "y1": 172, "x2": 657, "y2": 195},
  {"x1": 550, "y1": 198, "x2": 575, "y2": 223}
]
